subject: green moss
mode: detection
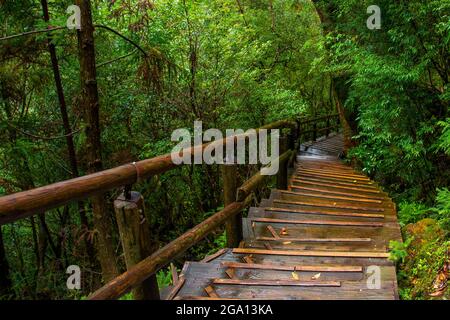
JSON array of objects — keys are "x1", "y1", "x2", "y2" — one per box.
[{"x1": 398, "y1": 219, "x2": 450, "y2": 299}]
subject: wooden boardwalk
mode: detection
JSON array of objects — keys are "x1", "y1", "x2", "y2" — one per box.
[{"x1": 165, "y1": 133, "x2": 402, "y2": 300}]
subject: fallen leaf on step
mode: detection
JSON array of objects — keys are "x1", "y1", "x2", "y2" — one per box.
[
  {"x1": 311, "y1": 273, "x2": 321, "y2": 280},
  {"x1": 282, "y1": 241, "x2": 292, "y2": 245},
  {"x1": 292, "y1": 272, "x2": 299, "y2": 280},
  {"x1": 280, "y1": 228, "x2": 288, "y2": 236}
]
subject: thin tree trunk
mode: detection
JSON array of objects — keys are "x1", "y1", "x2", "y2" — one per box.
[
  {"x1": 0, "y1": 227, "x2": 13, "y2": 298},
  {"x1": 75, "y1": 0, "x2": 119, "y2": 282},
  {"x1": 311, "y1": 1, "x2": 354, "y2": 152},
  {"x1": 40, "y1": 0, "x2": 97, "y2": 276}
]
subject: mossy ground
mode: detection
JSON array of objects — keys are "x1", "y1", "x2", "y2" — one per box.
[{"x1": 396, "y1": 219, "x2": 450, "y2": 300}]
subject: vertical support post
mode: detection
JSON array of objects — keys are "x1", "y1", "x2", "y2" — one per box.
[
  {"x1": 313, "y1": 122, "x2": 317, "y2": 141},
  {"x1": 114, "y1": 191, "x2": 160, "y2": 300},
  {"x1": 287, "y1": 129, "x2": 296, "y2": 169},
  {"x1": 326, "y1": 116, "x2": 330, "y2": 137},
  {"x1": 277, "y1": 136, "x2": 288, "y2": 190},
  {"x1": 296, "y1": 119, "x2": 302, "y2": 152},
  {"x1": 222, "y1": 163, "x2": 241, "y2": 247}
]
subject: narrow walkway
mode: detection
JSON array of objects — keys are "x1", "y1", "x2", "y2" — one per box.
[{"x1": 166, "y1": 133, "x2": 402, "y2": 300}]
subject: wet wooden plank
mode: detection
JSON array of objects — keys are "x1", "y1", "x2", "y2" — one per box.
[
  {"x1": 289, "y1": 186, "x2": 386, "y2": 200},
  {"x1": 201, "y1": 248, "x2": 228, "y2": 263},
  {"x1": 166, "y1": 276, "x2": 186, "y2": 300},
  {"x1": 212, "y1": 279, "x2": 341, "y2": 287},
  {"x1": 256, "y1": 236, "x2": 372, "y2": 243},
  {"x1": 220, "y1": 262, "x2": 363, "y2": 273},
  {"x1": 233, "y1": 248, "x2": 390, "y2": 258},
  {"x1": 280, "y1": 190, "x2": 383, "y2": 204},
  {"x1": 264, "y1": 207, "x2": 385, "y2": 219},
  {"x1": 273, "y1": 199, "x2": 385, "y2": 212},
  {"x1": 252, "y1": 217, "x2": 384, "y2": 228},
  {"x1": 292, "y1": 179, "x2": 381, "y2": 193},
  {"x1": 204, "y1": 286, "x2": 219, "y2": 298}
]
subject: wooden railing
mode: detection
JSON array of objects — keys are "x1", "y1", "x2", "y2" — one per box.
[{"x1": 0, "y1": 113, "x2": 340, "y2": 300}]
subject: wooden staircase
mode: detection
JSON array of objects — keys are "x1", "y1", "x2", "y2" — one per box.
[{"x1": 166, "y1": 133, "x2": 403, "y2": 300}]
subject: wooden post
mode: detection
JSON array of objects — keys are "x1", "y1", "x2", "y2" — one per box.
[
  {"x1": 114, "y1": 191, "x2": 160, "y2": 300},
  {"x1": 277, "y1": 137, "x2": 288, "y2": 190},
  {"x1": 287, "y1": 130, "x2": 296, "y2": 168},
  {"x1": 296, "y1": 119, "x2": 302, "y2": 151},
  {"x1": 222, "y1": 162, "x2": 241, "y2": 247},
  {"x1": 326, "y1": 116, "x2": 330, "y2": 137},
  {"x1": 313, "y1": 122, "x2": 317, "y2": 141}
]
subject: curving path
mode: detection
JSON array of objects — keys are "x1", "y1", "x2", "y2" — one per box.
[{"x1": 164, "y1": 133, "x2": 402, "y2": 300}]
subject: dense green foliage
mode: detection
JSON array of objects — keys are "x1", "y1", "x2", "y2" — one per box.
[
  {"x1": 320, "y1": 0, "x2": 449, "y2": 299},
  {"x1": 0, "y1": 0, "x2": 448, "y2": 300},
  {"x1": 0, "y1": 0, "x2": 332, "y2": 299}
]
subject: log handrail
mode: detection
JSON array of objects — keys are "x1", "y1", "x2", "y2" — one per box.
[
  {"x1": 0, "y1": 120, "x2": 297, "y2": 224},
  {"x1": 0, "y1": 115, "x2": 336, "y2": 225},
  {"x1": 0, "y1": 113, "x2": 340, "y2": 300},
  {"x1": 89, "y1": 150, "x2": 293, "y2": 300}
]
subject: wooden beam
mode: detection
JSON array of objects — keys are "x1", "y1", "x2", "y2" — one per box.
[
  {"x1": 212, "y1": 278, "x2": 341, "y2": 287},
  {"x1": 256, "y1": 236, "x2": 372, "y2": 243},
  {"x1": 225, "y1": 268, "x2": 236, "y2": 279},
  {"x1": 264, "y1": 207, "x2": 385, "y2": 219},
  {"x1": 273, "y1": 199, "x2": 385, "y2": 212},
  {"x1": 165, "y1": 276, "x2": 186, "y2": 300},
  {"x1": 204, "y1": 286, "x2": 219, "y2": 298},
  {"x1": 293, "y1": 175, "x2": 376, "y2": 187},
  {"x1": 296, "y1": 171, "x2": 371, "y2": 182},
  {"x1": 252, "y1": 217, "x2": 383, "y2": 227},
  {"x1": 221, "y1": 262, "x2": 363, "y2": 273},
  {"x1": 280, "y1": 190, "x2": 383, "y2": 204},
  {"x1": 297, "y1": 170, "x2": 371, "y2": 180},
  {"x1": 233, "y1": 248, "x2": 390, "y2": 258},
  {"x1": 289, "y1": 186, "x2": 385, "y2": 200},
  {"x1": 291, "y1": 180, "x2": 381, "y2": 193},
  {"x1": 200, "y1": 248, "x2": 228, "y2": 263},
  {"x1": 266, "y1": 225, "x2": 280, "y2": 238}
]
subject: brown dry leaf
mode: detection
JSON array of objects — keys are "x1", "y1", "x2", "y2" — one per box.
[
  {"x1": 311, "y1": 273, "x2": 321, "y2": 280},
  {"x1": 292, "y1": 272, "x2": 299, "y2": 280},
  {"x1": 429, "y1": 289, "x2": 446, "y2": 297},
  {"x1": 282, "y1": 241, "x2": 292, "y2": 245},
  {"x1": 429, "y1": 262, "x2": 449, "y2": 297},
  {"x1": 280, "y1": 228, "x2": 288, "y2": 236}
]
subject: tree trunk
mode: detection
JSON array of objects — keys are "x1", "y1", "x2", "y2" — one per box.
[
  {"x1": 40, "y1": 0, "x2": 97, "y2": 278},
  {"x1": 312, "y1": 0, "x2": 355, "y2": 153},
  {"x1": 75, "y1": 0, "x2": 119, "y2": 282},
  {"x1": 0, "y1": 227, "x2": 12, "y2": 298}
]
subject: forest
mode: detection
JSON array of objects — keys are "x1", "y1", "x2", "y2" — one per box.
[{"x1": 0, "y1": 0, "x2": 449, "y2": 300}]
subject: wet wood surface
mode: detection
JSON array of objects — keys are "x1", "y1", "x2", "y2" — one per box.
[{"x1": 170, "y1": 133, "x2": 402, "y2": 300}]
